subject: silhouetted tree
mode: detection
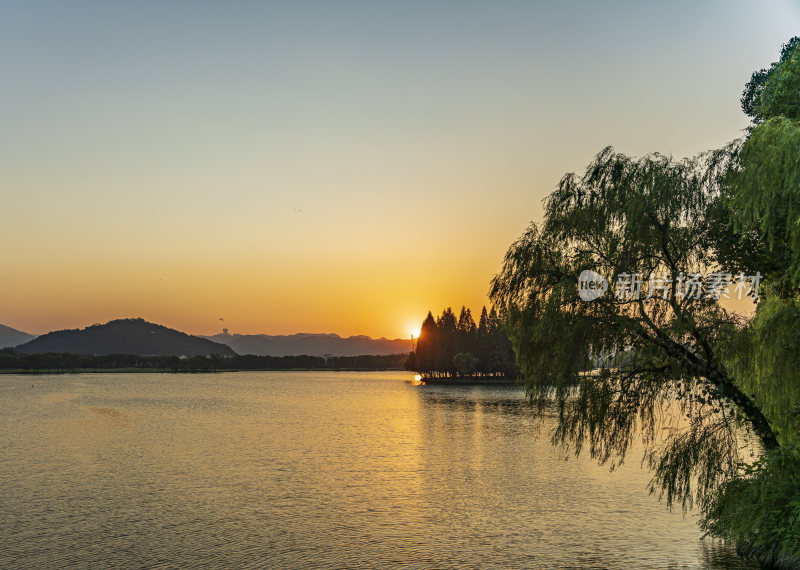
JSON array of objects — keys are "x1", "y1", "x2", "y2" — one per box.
[
  {"x1": 453, "y1": 352, "x2": 479, "y2": 376},
  {"x1": 476, "y1": 306, "x2": 491, "y2": 373},
  {"x1": 435, "y1": 308, "x2": 458, "y2": 377},
  {"x1": 415, "y1": 311, "x2": 438, "y2": 375},
  {"x1": 456, "y1": 306, "x2": 477, "y2": 356}
]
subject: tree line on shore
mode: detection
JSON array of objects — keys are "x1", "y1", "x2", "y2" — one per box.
[
  {"x1": 0, "y1": 349, "x2": 408, "y2": 373},
  {"x1": 405, "y1": 306, "x2": 517, "y2": 378}
]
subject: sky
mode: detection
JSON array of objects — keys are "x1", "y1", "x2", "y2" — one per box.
[{"x1": 1, "y1": 1, "x2": 798, "y2": 338}]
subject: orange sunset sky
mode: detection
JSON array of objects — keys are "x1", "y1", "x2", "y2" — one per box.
[{"x1": 2, "y1": 1, "x2": 798, "y2": 338}]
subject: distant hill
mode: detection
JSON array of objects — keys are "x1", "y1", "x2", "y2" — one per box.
[
  {"x1": 17, "y1": 318, "x2": 236, "y2": 357},
  {"x1": 0, "y1": 324, "x2": 36, "y2": 348},
  {"x1": 204, "y1": 332, "x2": 412, "y2": 357}
]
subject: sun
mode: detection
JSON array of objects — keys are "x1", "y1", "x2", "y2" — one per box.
[{"x1": 408, "y1": 325, "x2": 421, "y2": 339}]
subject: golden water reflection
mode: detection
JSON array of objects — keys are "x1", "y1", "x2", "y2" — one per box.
[{"x1": 0, "y1": 372, "x2": 756, "y2": 569}]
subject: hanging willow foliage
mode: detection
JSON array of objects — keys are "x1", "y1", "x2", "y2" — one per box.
[{"x1": 490, "y1": 147, "x2": 776, "y2": 512}]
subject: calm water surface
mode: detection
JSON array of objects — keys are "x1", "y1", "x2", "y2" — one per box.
[{"x1": 0, "y1": 371, "x2": 757, "y2": 568}]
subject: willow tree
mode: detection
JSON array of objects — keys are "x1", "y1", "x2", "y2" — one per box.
[
  {"x1": 716, "y1": 36, "x2": 800, "y2": 449},
  {"x1": 724, "y1": 37, "x2": 800, "y2": 294},
  {"x1": 701, "y1": 38, "x2": 800, "y2": 564},
  {"x1": 490, "y1": 147, "x2": 776, "y2": 512}
]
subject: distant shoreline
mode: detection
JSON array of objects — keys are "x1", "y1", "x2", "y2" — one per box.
[
  {"x1": 419, "y1": 375, "x2": 521, "y2": 386},
  {"x1": 0, "y1": 367, "x2": 407, "y2": 375},
  {"x1": 0, "y1": 350, "x2": 410, "y2": 374}
]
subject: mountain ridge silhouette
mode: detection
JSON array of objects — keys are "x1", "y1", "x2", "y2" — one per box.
[{"x1": 16, "y1": 318, "x2": 236, "y2": 356}]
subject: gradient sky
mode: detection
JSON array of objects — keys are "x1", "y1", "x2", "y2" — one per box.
[{"x1": 1, "y1": 1, "x2": 798, "y2": 338}]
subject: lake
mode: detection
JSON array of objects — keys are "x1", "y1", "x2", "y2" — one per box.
[{"x1": 0, "y1": 371, "x2": 756, "y2": 568}]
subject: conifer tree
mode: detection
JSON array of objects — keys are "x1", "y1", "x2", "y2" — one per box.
[
  {"x1": 415, "y1": 311, "x2": 438, "y2": 375},
  {"x1": 435, "y1": 308, "x2": 458, "y2": 376}
]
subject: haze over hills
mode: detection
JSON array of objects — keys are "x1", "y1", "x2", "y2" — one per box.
[
  {"x1": 204, "y1": 332, "x2": 413, "y2": 357},
  {"x1": 16, "y1": 318, "x2": 236, "y2": 357},
  {"x1": 0, "y1": 324, "x2": 36, "y2": 348}
]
